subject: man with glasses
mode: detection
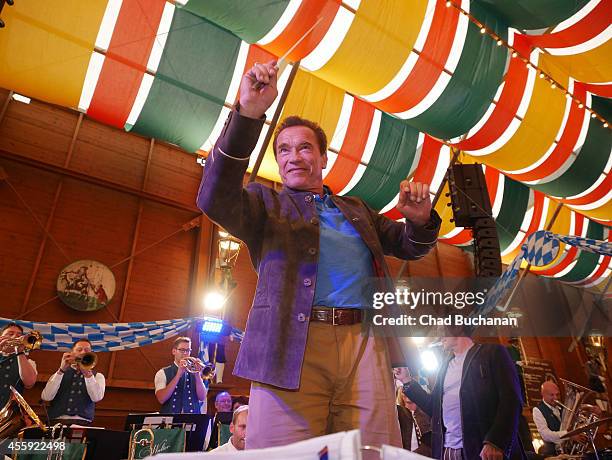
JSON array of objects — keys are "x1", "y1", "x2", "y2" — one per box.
[{"x1": 155, "y1": 337, "x2": 208, "y2": 414}]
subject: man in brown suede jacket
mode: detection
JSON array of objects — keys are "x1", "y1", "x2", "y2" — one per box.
[{"x1": 197, "y1": 60, "x2": 441, "y2": 455}]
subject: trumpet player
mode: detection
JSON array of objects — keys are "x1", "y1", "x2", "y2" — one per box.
[
  {"x1": 0, "y1": 322, "x2": 38, "y2": 406},
  {"x1": 155, "y1": 337, "x2": 208, "y2": 414},
  {"x1": 41, "y1": 338, "x2": 105, "y2": 425}
]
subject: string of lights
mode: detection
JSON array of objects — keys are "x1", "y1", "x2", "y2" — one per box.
[{"x1": 445, "y1": 0, "x2": 610, "y2": 130}]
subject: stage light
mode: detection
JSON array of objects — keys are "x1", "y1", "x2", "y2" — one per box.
[
  {"x1": 201, "y1": 317, "x2": 224, "y2": 334},
  {"x1": 12, "y1": 93, "x2": 31, "y2": 104},
  {"x1": 203, "y1": 291, "x2": 226, "y2": 312},
  {"x1": 411, "y1": 337, "x2": 425, "y2": 345},
  {"x1": 420, "y1": 350, "x2": 439, "y2": 372}
]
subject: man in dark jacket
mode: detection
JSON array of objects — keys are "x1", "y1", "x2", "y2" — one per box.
[
  {"x1": 396, "y1": 337, "x2": 524, "y2": 460},
  {"x1": 196, "y1": 60, "x2": 441, "y2": 455}
]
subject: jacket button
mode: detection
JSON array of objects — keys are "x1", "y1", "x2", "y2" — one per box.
[
  {"x1": 305, "y1": 195, "x2": 313, "y2": 203},
  {"x1": 310, "y1": 217, "x2": 319, "y2": 225},
  {"x1": 303, "y1": 278, "x2": 312, "y2": 287},
  {"x1": 352, "y1": 217, "x2": 360, "y2": 222},
  {"x1": 297, "y1": 313, "x2": 307, "y2": 322},
  {"x1": 308, "y1": 247, "x2": 317, "y2": 255}
]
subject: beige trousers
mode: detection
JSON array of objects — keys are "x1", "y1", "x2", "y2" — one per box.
[{"x1": 246, "y1": 322, "x2": 401, "y2": 458}]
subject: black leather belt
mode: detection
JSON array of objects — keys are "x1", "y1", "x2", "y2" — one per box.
[{"x1": 310, "y1": 306, "x2": 362, "y2": 325}]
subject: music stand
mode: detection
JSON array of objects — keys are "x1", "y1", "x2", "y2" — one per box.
[
  {"x1": 124, "y1": 413, "x2": 211, "y2": 452},
  {"x1": 81, "y1": 429, "x2": 130, "y2": 460},
  {"x1": 20, "y1": 426, "x2": 130, "y2": 460}
]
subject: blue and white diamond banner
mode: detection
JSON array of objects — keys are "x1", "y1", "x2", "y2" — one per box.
[
  {"x1": 0, "y1": 317, "x2": 244, "y2": 352},
  {"x1": 479, "y1": 230, "x2": 612, "y2": 315}
]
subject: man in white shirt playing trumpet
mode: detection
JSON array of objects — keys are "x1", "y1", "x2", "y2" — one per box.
[
  {"x1": 154, "y1": 336, "x2": 208, "y2": 414},
  {"x1": 41, "y1": 338, "x2": 105, "y2": 426}
]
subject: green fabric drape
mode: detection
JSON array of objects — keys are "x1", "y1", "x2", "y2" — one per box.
[
  {"x1": 475, "y1": 0, "x2": 589, "y2": 30},
  {"x1": 129, "y1": 9, "x2": 240, "y2": 152},
  {"x1": 345, "y1": 113, "x2": 420, "y2": 210},
  {"x1": 495, "y1": 177, "x2": 531, "y2": 251},
  {"x1": 556, "y1": 221, "x2": 605, "y2": 282},
  {"x1": 533, "y1": 97, "x2": 612, "y2": 197},
  {"x1": 405, "y1": 1, "x2": 508, "y2": 139},
  {"x1": 181, "y1": 0, "x2": 290, "y2": 43}
]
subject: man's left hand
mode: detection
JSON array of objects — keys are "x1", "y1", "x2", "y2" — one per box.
[
  {"x1": 396, "y1": 180, "x2": 432, "y2": 226},
  {"x1": 480, "y1": 443, "x2": 503, "y2": 460},
  {"x1": 393, "y1": 367, "x2": 412, "y2": 384}
]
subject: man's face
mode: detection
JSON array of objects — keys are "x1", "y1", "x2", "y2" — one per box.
[
  {"x1": 542, "y1": 383, "x2": 561, "y2": 405},
  {"x1": 172, "y1": 342, "x2": 191, "y2": 363},
  {"x1": 441, "y1": 337, "x2": 459, "y2": 354},
  {"x1": 230, "y1": 411, "x2": 247, "y2": 450},
  {"x1": 1, "y1": 326, "x2": 22, "y2": 339},
  {"x1": 276, "y1": 126, "x2": 327, "y2": 193},
  {"x1": 215, "y1": 392, "x2": 232, "y2": 412},
  {"x1": 73, "y1": 341, "x2": 92, "y2": 357}
]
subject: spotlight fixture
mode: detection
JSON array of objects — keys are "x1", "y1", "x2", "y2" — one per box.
[{"x1": 203, "y1": 291, "x2": 226, "y2": 312}]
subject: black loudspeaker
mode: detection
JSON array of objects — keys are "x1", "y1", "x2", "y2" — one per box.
[
  {"x1": 447, "y1": 164, "x2": 493, "y2": 227},
  {"x1": 447, "y1": 165, "x2": 502, "y2": 278}
]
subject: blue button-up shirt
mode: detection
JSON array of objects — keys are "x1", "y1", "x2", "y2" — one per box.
[{"x1": 313, "y1": 194, "x2": 374, "y2": 308}]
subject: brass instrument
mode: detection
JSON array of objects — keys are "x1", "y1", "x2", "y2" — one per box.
[
  {"x1": 0, "y1": 386, "x2": 44, "y2": 439},
  {"x1": 46, "y1": 423, "x2": 65, "y2": 460},
  {"x1": 181, "y1": 357, "x2": 215, "y2": 379},
  {"x1": 557, "y1": 378, "x2": 600, "y2": 456},
  {"x1": 128, "y1": 426, "x2": 155, "y2": 460},
  {"x1": 201, "y1": 361, "x2": 216, "y2": 380},
  {"x1": 74, "y1": 352, "x2": 97, "y2": 370},
  {"x1": 0, "y1": 330, "x2": 42, "y2": 354}
]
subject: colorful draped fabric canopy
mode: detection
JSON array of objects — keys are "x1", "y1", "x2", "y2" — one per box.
[{"x1": 0, "y1": 0, "x2": 609, "y2": 288}]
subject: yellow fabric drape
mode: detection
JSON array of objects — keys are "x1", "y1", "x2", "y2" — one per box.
[
  {"x1": 313, "y1": 0, "x2": 429, "y2": 96},
  {"x1": 0, "y1": 0, "x2": 107, "y2": 108},
  {"x1": 473, "y1": 56, "x2": 568, "y2": 171},
  {"x1": 434, "y1": 184, "x2": 457, "y2": 237},
  {"x1": 549, "y1": 40, "x2": 612, "y2": 84},
  {"x1": 250, "y1": 70, "x2": 345, "y2": 182},
  {"x1": 574, "y1": 201, "x2": 612, "y2": 221}
]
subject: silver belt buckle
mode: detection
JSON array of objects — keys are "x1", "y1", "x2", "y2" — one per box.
[{"x1": 314, "y1": 309, "x2": 326, "y2": 322}]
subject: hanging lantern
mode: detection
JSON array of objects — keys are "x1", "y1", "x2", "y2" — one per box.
[{"x1": 217, "y1": 230, "x2": 241, "y2": 270}]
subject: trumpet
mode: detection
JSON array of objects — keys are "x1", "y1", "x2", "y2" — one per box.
[
  {"x1": 0, "y1": 330, "x2": 42, "y2": 354},
  {"x1": 73, "y1": 352, "x2": 97, "y2": 371},
  {"x1": 181, "y1": 357, "x2": 215, "y2": 379}
]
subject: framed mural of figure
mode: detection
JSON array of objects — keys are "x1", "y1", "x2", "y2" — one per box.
[{"x1": 57, "y1": 260, "x2": 115, "y2": 312}]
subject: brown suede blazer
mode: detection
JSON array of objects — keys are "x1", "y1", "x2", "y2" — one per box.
[{"x1": 197, "y1": 109, "x2": 441, "y2": 389}]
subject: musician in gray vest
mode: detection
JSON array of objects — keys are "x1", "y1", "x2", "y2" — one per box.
[
  {"x1": 0, "y1": 322, "x2": 38, "y2": 406},
  {"x1": 532, "y1": 380, "x2": 585, "y2": 456},
  {"x1": 154, "y1": 337, "x2": 208, "y2": 414},
  {"x1": 41, "y1": 338, "x2": 105, "y2": 425}
]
